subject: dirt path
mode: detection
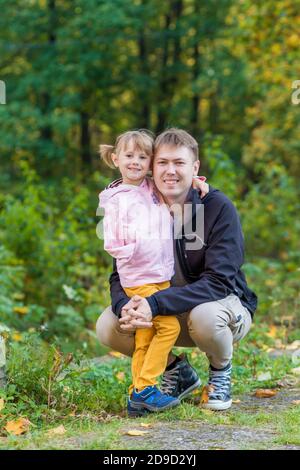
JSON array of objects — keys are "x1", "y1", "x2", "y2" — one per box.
[
  {"x1": 54, "y1": 353, "x2": 300, "y2": 450},
  {"x1": 120, "y1": 386, "x2": 300, "y2": 450}
]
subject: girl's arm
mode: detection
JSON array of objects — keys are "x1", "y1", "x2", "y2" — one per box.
[
  {"x1": 192, "y1": 176, "x2": 209, "y2": 198},
  {"x1": 102, "y1": 199, "x2": 136, "y2": 261}
]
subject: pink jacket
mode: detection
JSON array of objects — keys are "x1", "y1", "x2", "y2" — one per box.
[{"x1": 98, "y1": 177, "x2": 174, "y2": 288}]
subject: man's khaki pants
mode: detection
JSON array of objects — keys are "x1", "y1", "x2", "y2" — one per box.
[{"x1": 96, "y1": 294, "x2": 252, "y2": 369}]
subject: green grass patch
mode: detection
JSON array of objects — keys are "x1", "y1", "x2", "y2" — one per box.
[{"x1": 0, "y1": 323, "x2": 299, "y2": 449}]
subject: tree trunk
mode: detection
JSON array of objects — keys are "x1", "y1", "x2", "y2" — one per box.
[
  {"x1": 80, "y1": 111, "x2": 91, "y2": 166},
  {"x1": 170, "y1": 0, "x2": 183, "y2": 86},
  {"x1": 138, "y1": 32, "x2": 151, "y2": 128},
  {"x1": 209, "y1": 88, "x2": 220, "y2": 134},
  {"x1": 191, "y1": 0, "x2": 203, "y2": 157},
  {"x1": 156, "y1": 1, "x2": 183, "y2": 133},
  {"x1": 0, "y1": 337, "x2": 6, "y2": 389},
  {"x1": 40, "y1": 0, "x2": 56, "y2": 143},
  {"x1": 156, "y1": 12, "x2": 172, "y2": 133},
  {"x1": 191, "y1": 41, "x2": 203, "y2": 158}
]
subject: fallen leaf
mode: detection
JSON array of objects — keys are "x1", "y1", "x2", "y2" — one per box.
[
  {"x1": 200, "y1": 385, "x2": 214, "y2": 404},
  {"x1": 276, "y1": 376, "x2": 298, "y2": 388},
  {"x1": 5, "y1": 417, "x2": 32, "y2": 435},
  {"x1": 11, "y1": 333, "x2": 22, "y2": 342},
  {"x1": 0, "y1": 398, "x2": 4, "y2": 412},
  {"x1": 232, "y1": 399, "x2": 241, "y2": 404},
  {"x1": 109, "y1": 351, "x2": 124, "y2": 358},
  {"x1": 68, "y1": 411, "x2": 76, "y2": 417},
  {"x1": 13, "y1": 307, "x2": 29, "y2": 315},
  {"x1": 116, "y1": 371, "x2": 125, "y2": 382},
  {"x1": 201, "y1": 409, "x2": 214, "y2": 415},
  {"x1": 257, "y1": 372, "x2": 272, "y2": 382},
  {"x1": 254, "y1": 389, "x2": 277, "y2": 398},
  {"x1": 291, "y1": 400, "x2": 300, "y2": 406},
  {"x1": 12, "y1": 293, "x2": 25, "y2": 301},
  {"x1": 265, "y1": 280, "x2": 276, "y2": 287},
  {"x1": 291, "y1": 367, "x2": 300, "y2": 376},
  {"x1": 124, "y1": 430, "x2": 149, "y2": 436},
  {"x1": 266, "y1": 325, "x2": 277, "y2": 338},
  {"x1": 140, "y1": 423, "x2": 153, "y2": 428},
  {"x1": 46, "y1": 425, "x2": 66, "y2": 437}
]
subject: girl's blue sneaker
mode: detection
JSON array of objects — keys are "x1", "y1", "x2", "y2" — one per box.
[
  {"x1": 127, "y1": 398, "x2": 150, "y2": 417},
  {"x1": 130, "y1": 385, "x2": 180, "y2": 412}
]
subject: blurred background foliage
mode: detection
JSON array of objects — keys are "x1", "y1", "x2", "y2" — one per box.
[{"x1": 0, "y1": 0, "x2": 299, "y2": 355}]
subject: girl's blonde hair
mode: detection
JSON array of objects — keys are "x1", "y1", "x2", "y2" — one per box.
[{"x1": 99, "y1": 129, "x2": 154, "y2": 169}]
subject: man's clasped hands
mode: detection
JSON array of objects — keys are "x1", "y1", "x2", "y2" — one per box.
[{"x1": 119, "y1": 296, "x2": 153, "y2": 331}]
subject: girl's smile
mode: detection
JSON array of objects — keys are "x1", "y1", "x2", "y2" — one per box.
[{"x1": 112, "y1": 142, "x2": 152, "y2": 186}]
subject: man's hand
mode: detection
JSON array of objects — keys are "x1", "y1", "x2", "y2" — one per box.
[
  {"x1": 119, "y1": 297, "x2": 153, "y2": 330},
  {"x1": 192, "y1": 176, "x2": 209, "y2": 199},
  {"x1": 118, "y1": 295, "x2": 143, "y2": 332},
  {"x1": 121, "y1": 295, "x2": 143, "y2": 316}
]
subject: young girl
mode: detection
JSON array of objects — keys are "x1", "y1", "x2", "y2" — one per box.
[{"x1": 99, "y1": 130, "x2": 207, "y2": 416}]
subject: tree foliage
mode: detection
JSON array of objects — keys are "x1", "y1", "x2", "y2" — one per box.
[{"x1": 0, "y1": 0, "x2": 299, "y2": 349}]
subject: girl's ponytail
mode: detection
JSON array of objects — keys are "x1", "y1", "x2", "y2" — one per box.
[{"x1": 99, "y1": 144, "x2": 115, "y2": 169}]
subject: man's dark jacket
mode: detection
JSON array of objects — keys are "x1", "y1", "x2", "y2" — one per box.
[{"x1": 109, "y1": 186, "x2": 258, "y2": 318}]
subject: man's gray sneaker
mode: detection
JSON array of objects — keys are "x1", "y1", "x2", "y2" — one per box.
[
  {"x1": 202, "y1": 362, "x2": 232, "y2": 410},
  {"x1": 161, "y1": 354, "x2": 201, "y2": 400}
]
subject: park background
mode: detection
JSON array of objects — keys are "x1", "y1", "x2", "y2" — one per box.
[{"x1": 0, "y1": 0, "x2": 299, "y2": 449}]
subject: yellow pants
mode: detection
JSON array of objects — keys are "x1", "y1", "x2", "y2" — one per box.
[{"x1": 124, "y1": 282, "x2": 180, "y2": 393}]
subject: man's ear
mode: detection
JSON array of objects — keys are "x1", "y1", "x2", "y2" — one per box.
[
  {"x1": 193, "y1": 159, "x2": 200, "y2": 175},
  {"x1": 111, "y1": 153, "x2": 118, "y2": 168}
]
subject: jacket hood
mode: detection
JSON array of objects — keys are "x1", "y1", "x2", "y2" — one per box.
[{"x1": 99, "y1": 178, "x2": 148, "y2": 208}]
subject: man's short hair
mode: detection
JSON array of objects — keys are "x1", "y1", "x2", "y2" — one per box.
[{"x1": 155, "y1": 128, "x2": 199, "y2": 161}]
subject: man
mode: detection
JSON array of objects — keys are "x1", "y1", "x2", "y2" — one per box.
[{"x1": 96, "y1": 128, "x2": 257, "y2": 412}]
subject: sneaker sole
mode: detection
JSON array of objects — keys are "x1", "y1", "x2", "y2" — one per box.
[
  {"x1": 127, "y1": 408, "x2": 150, "y2": 418},
  {"x1": 178, "y1": 378, "x2": 202, "y2": 400},
  {"x1": 130, "y1": 399, "x2": 180, "y2": 412},
  {"x1": 202, "y1": 399, "x2": 232, "y2": 411}
]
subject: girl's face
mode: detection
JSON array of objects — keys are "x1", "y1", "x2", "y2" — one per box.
[{"x1": 112, "y1": 141, "x2": 152, "y2": 185}]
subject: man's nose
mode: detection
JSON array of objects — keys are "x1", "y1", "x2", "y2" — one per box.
[{"x1": 165, "y1": 163, "x2": 176, "y2": 174}]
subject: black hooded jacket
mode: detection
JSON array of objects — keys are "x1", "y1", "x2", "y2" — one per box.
[{"x1": 109, "y1": 186, "x2": 258, "y2": 318}]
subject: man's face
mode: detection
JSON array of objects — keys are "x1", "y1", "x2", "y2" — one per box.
[{"x1": 153, "y1": 144, "x2": 200, "y2": 204}]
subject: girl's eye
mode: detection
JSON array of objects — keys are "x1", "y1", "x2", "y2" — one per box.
[
  {"x1": 140, "y1": 155, "x2": 147, "y2": 159},
  {"x1": 126, "y1": 154, "x2": 133, "y2": 158}
]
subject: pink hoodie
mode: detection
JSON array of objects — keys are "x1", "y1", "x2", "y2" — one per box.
[{"x1": 99, "y1": 177, "x2": 174, "y2": 288}]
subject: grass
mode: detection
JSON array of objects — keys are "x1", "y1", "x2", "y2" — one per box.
[
  {"x1": 0, "y1": 321, "x2": 299, "y2": 450},
  {"x1": 1, "y1": 405, "x2": 299, "y2": 450}
]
